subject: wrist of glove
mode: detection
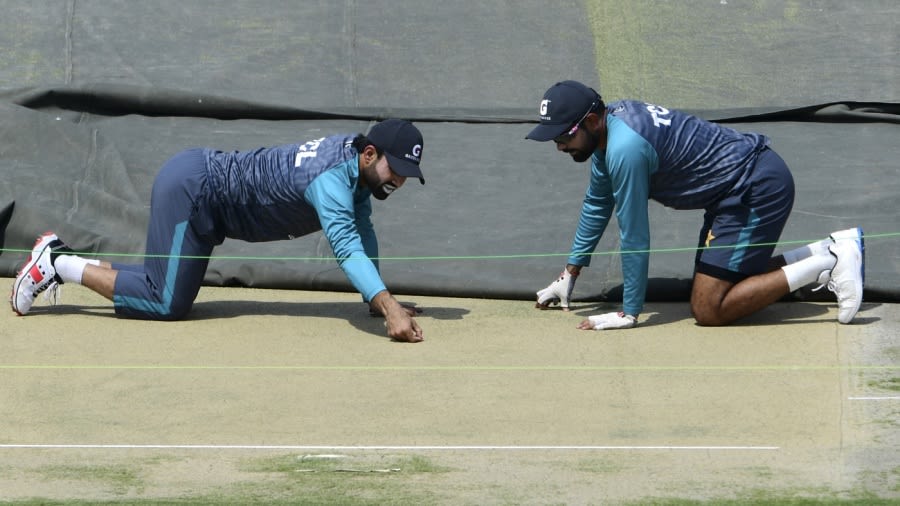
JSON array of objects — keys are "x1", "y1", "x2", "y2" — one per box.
[
  {"x1": 587, "y1": 311, "x2": 637, "y2": 330},
  {"x1": 536, "y1": 268, "x2": 578, "y2": 309}
]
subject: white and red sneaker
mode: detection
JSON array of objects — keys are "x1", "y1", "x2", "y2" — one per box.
[{"x1": 10, "y1": 232, "x2": 71, "y2": 316}]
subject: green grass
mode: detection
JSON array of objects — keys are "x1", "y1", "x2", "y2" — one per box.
[
  {"x1": 7, "y1": 456, "x2": 900, "y2": 506},
  {"x1": 8, "y1": 454, "x2": 454, "y2": 505},
  {"x1": 239, "y1": 453, "x2": 451, "y2": 475},
  {"x1": 35, "y1": 464, "x2": 145, "y2": 496},
  {"x1": 624, "y1": 499, "x2": 900, "y2": 506},
  {"x1": 571, "y1": 457, "x2": 628, "y2": 474},
  {"x1": 5, "y1": 496, "x2": 900, "y2": 505},
  {"x1": 221, "y1": 453, "x2": 452, "y2": 504},
  {"x1": 867, "y1": 376, "x2": 900, "y2": 392}
]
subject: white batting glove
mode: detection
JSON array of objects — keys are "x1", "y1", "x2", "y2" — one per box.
[
  {"x1": 536, "y1": 269, "x2": 578, "y2": 309},
  {"x1": 586, "y1": 312, "x2": 637, "y2": 330}
]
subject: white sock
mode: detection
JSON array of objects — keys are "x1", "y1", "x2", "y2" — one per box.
[
  {"x1": 54, "y1": 255, "x2": 100, "y2": 284},
  {"x1": 782, "y1": 238, "x2": 832, "y2": 265},
  {"x1": 781, "y1": 253, "x2": 836, "y2": 292}
]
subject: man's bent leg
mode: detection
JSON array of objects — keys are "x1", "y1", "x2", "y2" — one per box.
[
  {"x1": 112, "y1": 149, "x2": 214, "y2": 321},
  {"x1": 691, "y1": 271, "x2": 791, "y2": 326},
  {"x1": 82, "y1": 264, "x2": 118, "y2": 300},
  {"x1": 693, "y1": 248, "x2": 837, "y2": 326},
  {"x1": 692, "y1": 148, "x2": 796, "y2": 326}
]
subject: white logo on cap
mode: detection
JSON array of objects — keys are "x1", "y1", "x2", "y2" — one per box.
[
  {"x1": 405, "y1": 144, "x2": 422, "y2": 162},
  {"x1": 539, "y1": 99, "x2": 550, "y2": 117}
]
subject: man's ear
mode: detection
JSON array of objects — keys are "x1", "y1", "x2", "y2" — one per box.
[{"x1": 360, "y1": 144, "x2": 378, "y2": 167}]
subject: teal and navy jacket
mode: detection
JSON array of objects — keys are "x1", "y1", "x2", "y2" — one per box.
[
  {"x1": 204, "y1": 134, "x2": 385, "y2": 302},
  {"x1": 568, "y1": 100, "x2": 769, "y2": 316}
]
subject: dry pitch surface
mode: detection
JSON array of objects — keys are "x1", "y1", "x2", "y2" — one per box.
[{"x1": 1, "y1": 286, "x2": 897, "y2": 503}]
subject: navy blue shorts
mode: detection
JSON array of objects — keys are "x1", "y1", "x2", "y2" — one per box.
[
  {"x1": 111, "y1": 148, "x2": 218, "y2": 320},
  {"x1": 694, "y1": 148, "x2": 795, "y2": 283}
]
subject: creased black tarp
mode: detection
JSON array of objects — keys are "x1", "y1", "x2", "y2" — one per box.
[{"x1": 1, "y1": 1, "x2": 898, "y2": 304}]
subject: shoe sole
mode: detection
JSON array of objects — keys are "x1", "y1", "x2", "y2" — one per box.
[
  {"x1": 839, "y1": 228, "x2": 864, "y2": 324},
  {"x1": 11, "y1": 256, "x2": 47, "y2": 316},
  {"x1": 857, "y1": 227, "x2": 865, "y2": 286}
]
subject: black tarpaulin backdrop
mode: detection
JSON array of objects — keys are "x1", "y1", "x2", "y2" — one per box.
[{"x1": 1, "y1": 1, "x2": 898, "y2": 303}]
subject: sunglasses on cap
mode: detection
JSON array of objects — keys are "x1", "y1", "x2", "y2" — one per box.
[{"x1": 552, "y1": 102, "x2": 597, "y2": 144}]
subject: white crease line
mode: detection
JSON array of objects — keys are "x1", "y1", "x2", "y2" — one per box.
[
  {"x1": 0, "y1": 444, "x2": 779, "y2": 451},
  {"x1": 848, "y1": 396, "x2": 900, "y2": 401}
]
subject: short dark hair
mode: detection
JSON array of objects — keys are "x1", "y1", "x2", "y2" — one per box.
[{"x1": 351, "y1": 134, "x2": 383, "y2": 156}]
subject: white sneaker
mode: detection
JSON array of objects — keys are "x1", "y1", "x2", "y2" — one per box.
[
  {"x1": 9, "y1": 232, "x2": 69, "y2": 316},
  {"x1": 824, "y1": 227, "x2": 864, "y2": 324},
  {"x1": 829, "y1": 227, "x2": 865, "y2": 285}
]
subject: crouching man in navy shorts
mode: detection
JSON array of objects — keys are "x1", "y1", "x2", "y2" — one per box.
[
  {"x1": 527, "y1": 80, "x2": 864, "y2": 330},
  {"x1": 11, "y1": 119, "x2": 427, "y2": 342}
]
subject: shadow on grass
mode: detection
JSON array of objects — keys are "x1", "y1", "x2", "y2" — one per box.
[{"x1": 188, "y1": 299, "x2": 470, "y2": 339}]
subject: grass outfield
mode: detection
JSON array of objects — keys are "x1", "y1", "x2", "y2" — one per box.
[{"x1": 4, "y1": 494, "x2": 900, "y2": 505}]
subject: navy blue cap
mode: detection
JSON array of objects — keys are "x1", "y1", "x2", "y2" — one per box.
[
  {"x1": 367, "y1": 119, "x2": 425, "y2": 184},
  {"x1": 526, "y1": 80, "x2": 601, "y2": 142}
]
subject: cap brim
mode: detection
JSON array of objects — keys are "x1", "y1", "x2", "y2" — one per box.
[
  {"x1": 525, "y1": 122, "x2": 569, "y2": 142},
  {"x1": 385, "y1": 153, "x2": 425, "y2": 185}
]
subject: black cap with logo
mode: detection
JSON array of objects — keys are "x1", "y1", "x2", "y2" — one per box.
[
  {"x1": 525, "y1": 80, "x2": 601, "y2": 142},
  {"x1": 367, "y1": 119, "x2": 425, "y2": 184}
]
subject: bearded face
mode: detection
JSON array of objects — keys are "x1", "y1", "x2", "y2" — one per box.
[
  {"x1": 361, "y1": 152, "x2": 404, "y2": 200},
  {"x1": 561, "y1": 128, "x2": 601, "y2": 163}
]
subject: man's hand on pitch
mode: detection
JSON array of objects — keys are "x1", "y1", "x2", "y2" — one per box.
[
  {"x1": 369, "y1": 291, "x2": 424, "y2": 342},
  {"x1": 385, "y1": 311, "x2": 424, "y2": 342},
  {"x1": 577, "y1": 311, "x2": 637, "y2": 330},
  {"x1": 535, "y1": 268, "x2": 578, "y2": 310}
]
